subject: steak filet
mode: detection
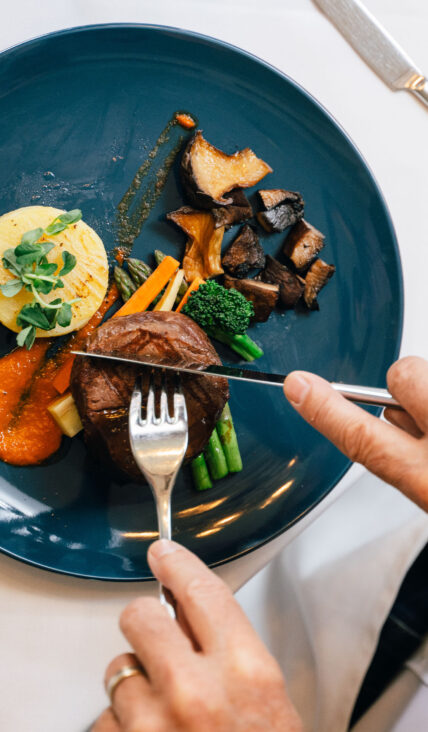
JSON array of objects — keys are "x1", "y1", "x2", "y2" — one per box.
[{"x1": 70, "y1": 311, "x2": 229, "y2": 480}]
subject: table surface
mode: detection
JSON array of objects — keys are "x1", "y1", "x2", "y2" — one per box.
[{"x1": 0, "y1": 1, "x2": 427, "y2": 730}]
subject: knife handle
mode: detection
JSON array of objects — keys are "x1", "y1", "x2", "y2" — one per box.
[
  {"x1": 411, "y1": 78, "x2": 428, "y2": 107},
  {"x1": 330, "y1": 382, "x2": 402, "y2": 410}
]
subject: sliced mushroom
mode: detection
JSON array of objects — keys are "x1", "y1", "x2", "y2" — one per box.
[
  {"x1": 211, "y1": 189, "x2": 253, "y2": 229},
  {"x1": 223, "y1": 275, "x2": 279, "y2": 322},
  {"x1": 258, "y1": 189, "x2": 291, "y2": 210},
  {"x1": 257, "y1": 190, "x2": 304, "y2": 233},
  {"x1": 283, "y1": 219, "x2": 325, "y2": 272},
  {"x1": 167, "y1": 206, "x2": 224, "y2": 282},
  {"x1": 222, "y1": 224, "x2": 265, "y2": 278},
  {"x1": 261, "y1": 255, "x2": 305, "y2": 308},
  {"x1": 181, "y1": 131, "x2": 272, "y2": 208},
  {"x1": 304, "y1": 259, "x2": 335, "y2": 310}
]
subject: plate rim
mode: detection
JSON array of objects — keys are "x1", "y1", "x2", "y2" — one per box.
[{"x1": 0, "y1": 23, "x2": 404, "y2": 580}]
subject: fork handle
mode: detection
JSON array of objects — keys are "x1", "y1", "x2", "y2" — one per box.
[
  {"x1": 155, "y1": 485, "x2": 176, "y2": 618},
  {"x1": 156, "y1": 488, "x2": 172, "y2": 541}
]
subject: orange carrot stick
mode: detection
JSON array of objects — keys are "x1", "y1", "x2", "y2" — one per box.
[
  {"x1": 52, "y1": 357, "x2": 75, "y2": 394},
  {"x1": 113, "y1": 256, "x2": 180, "y2": 318},
  {"x1": 175, "y1": 277, "x2": 205, "y2": 313}
]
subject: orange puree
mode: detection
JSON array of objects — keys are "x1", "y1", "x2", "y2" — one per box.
[
  {"x1": 0, "y1": 282, "x2": 119, "y2": 466},
  {"x1": 0, "y1": 340, "x2": 52, "y2": 426},
  {"x1": 0, "y1": 348, "x2": 63, "y2": 465}
]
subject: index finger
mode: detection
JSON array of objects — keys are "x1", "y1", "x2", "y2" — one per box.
[
  {"x1": 147, "y1": 540, "x2": 264, "y2": 655},
  {"x1": 283, "y1": 371, "x2": 420, "y2": 491}
]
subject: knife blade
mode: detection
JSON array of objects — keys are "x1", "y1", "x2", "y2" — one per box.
[
  {"x1": 71, "y1": 349, "x2": 286, "y2": 387},
  {"x1": 71, "y1": 350, "x2": 401, "y2": 409},
  {"x1": 314, "y1": 0, "x2": 428, "y2": 106}
]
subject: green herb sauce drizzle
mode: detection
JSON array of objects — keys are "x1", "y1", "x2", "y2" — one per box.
[{"x1": 115, "y1": 112, "x2": 196, "y2": 255}]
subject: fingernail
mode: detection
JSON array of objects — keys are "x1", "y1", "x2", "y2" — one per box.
[
  {"x1": 284, "y1": 373, "x2": 310, "y2": 406},
  {"x1": 148, "y1": 539, "x2": 179, "y2": 561}
]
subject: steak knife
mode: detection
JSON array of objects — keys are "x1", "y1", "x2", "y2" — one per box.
[
  {"x1": 314, "y1": 0, "x2": 428, "y2": 106},
  {"x1": 71, "y1": 350, "x2": 401, "y2": 410}
]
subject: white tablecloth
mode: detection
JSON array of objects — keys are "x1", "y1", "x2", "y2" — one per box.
[{"x1": 0, "y1": 2, "x2": 428, "y2": 730}]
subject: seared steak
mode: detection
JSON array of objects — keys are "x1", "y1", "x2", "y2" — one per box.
[{"x1": 71, "y1": 311, "x2": 229, "y2": 480}]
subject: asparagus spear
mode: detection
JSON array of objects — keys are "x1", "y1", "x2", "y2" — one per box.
[
  {"x1": 191, "y1": 454, "x2": 213, "y2": 491},
  {"x1": 206, "y1": 328, "x2": 263, "y2": 362},
  {"x1": 204, "y1": 428, "x2": 228, "y2": 480},
  {"x1": 154, "y1": 250, "x2": 188, "y2": 301},
  {"x1": 216, "y1": 403, "x2": 242, "y2": 473},
  {"x1": 127, "y1": 257, "x2": 153, "y2": 287},
  {"x1": 114, "y1": 265, "x2": 137, "y2": 302},
  {"x1": 153, "y1": 249, "x2": 164, "y2": 267}
]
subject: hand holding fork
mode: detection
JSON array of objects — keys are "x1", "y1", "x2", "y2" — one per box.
[{"x1": 129, "y1": 371, "x2": 188, "y2": 617}]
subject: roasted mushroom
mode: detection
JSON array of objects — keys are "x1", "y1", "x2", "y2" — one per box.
[
  {"x1": 283, "y1": 219, "x2": 325, "y2": 272},
  {"x1": 167, "y1": 207, "x2": 224, "y2": 282},
  {"x1": 258, "y1": 189, "x2": 291, "y2": 209},
  {"x1": 223, "y1": 275, "x2": 279, "y2": 322},
  {"x1": 222, "y1": 224, "x2": 265, "y2": 278},
  {"x1": 303, "y1": 259, "x2": 335, "y2": 310},
  {"x1": 211, "y1": 189, "x2": 253, "y2": 229},
  {"x1": 181, "y1": 131, "x2": 272, "y2": 208},
  {"x1": 261, "y1": 255, "x2": 305, "y2": 308},
  {"x1": 257, "y1": 190, "x2": 304, "y2": 233}
]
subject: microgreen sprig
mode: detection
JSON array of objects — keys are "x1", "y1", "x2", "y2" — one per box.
[{"x1": 1, "y1": 209, "x2": 82, "y2": 349}]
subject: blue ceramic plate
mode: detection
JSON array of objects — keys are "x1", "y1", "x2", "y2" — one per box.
[{"x1": 0, "y1": 25, "x2": 402, "y2": 580}]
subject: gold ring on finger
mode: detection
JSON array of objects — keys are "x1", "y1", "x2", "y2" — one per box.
[{"x1": 106, "y1": 665, "x2": 146, "y2": 704}]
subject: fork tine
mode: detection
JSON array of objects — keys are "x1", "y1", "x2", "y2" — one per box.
[
  {"x1": 160, "y1": 370, "x2": 169, "y2": 422},
  {"x1": 173, "y1": 374, "x2": 187, "y2": 423},
  {"x1": 146, "y1": 370, "x2": 156, "y2": 423},
  {"x1": 129, "y1": 376, "x2": 143, "y2": 425}
]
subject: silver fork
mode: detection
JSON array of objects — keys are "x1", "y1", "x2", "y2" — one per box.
[{"x1": 129, "y1": 370, "x2": 188, "y2": 616}]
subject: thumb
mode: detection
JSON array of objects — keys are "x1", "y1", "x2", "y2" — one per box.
[{"x1": 283, "y1": 371, "x2": 418, "y2": 490}]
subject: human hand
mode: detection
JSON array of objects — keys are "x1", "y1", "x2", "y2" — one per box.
[
  {"x1": 93, "y1": 540, "x2": 302, "y2": 732},
  {"x1": 284, "y1": 356, "x2": 428, "y2": 511}
]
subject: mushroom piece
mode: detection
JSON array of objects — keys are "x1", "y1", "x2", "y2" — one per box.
[
  {"x1": 257, "y1": 190, "x2": 304, "y2": 233},
  {"x1": 258, "y1": 189, "x2": 291, "y2": 210},
  {"x1": 283, "y1": 219, "x2": 325, "y2": 272},
  {"x1": 223, "y1": 274, "x2": 279, "y2": 322},
  {"x1": 211, "y1": 189, "x2": 253, "y2": 229},
  {"x1": 222, "y1": 224, "x2": 265, "y2": 278},
  {"x1": 260, "y1": 255, "x2": 305, "y2": 308},
  {"x1": 303, "y1": 259, "x2": 335, "y2": 310},
  {"x1": 167, "y1": 206, "x2": 224, "y2": 282},
  {"x1": 181, "y1": 131, "x2": 272, "y2": 208}
]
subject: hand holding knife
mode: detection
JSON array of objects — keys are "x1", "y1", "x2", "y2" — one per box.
[{"x1": 71, "y1": 350, "x2": 402, "y2": 410}]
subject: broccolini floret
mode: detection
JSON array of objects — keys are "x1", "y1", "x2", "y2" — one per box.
[
  {"x1": 182, "y1": 280, "x2": 254, "y2": 335},
  {"x1": 183, "y1": 280, "x2": 263, "y2": 362}
]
